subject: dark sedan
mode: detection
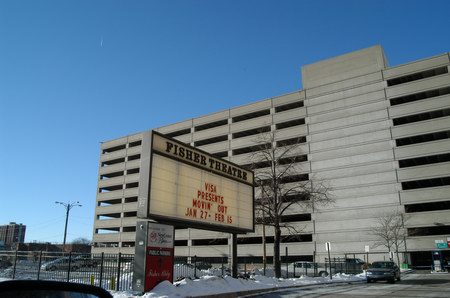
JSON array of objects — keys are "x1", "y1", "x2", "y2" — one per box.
[{"x1": 366, "y1": 261, "x2": 401, "y2": 283}]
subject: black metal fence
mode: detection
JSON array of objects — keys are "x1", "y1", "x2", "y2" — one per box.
[
  {"x1": 0, "y1": 251, "x2": 133, "y2": 291},
  {"x1": 0, "y1": 251, "x2": 234, "y2": 291},
  {"x1": 1, "y1": 250, "x2": 382, "y2": 291},
  {"x1": 173, "y1": 256, "x2": 230, "y2": 280},
  {"x1": 323, "y1": 257, "x2": 365, "y2": 276}
]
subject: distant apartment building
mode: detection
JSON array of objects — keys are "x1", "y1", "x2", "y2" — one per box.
[
  {"x1": 0, "y1": 222, "x2": 26, "y2": 246},
  {"x1": 92, "y1": 45, "x2": 450, "y2": 266}
]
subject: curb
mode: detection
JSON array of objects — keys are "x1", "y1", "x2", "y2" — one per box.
[{"x1": 191, "y1": 279, "x2": 366, "y2": 298}]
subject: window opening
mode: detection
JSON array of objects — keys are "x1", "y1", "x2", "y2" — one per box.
[
  {"x1": 387, "y1": 66, "x2": 448, "y2": 87},
  {"x1": 405, "y1": 200, "x2": 450, "y2": 213},
  {"x1": 396, "y1": 130, "x2": 450, "y2": 147},
  {"x1": 128, "y1": 154, "x2": 140, "y2": 161},
  {"x1": 399, "y1": 153, "x2": 450, "y2": 168},
  {"x1": 212, "y1": 151, "x2": 228, "y2": 158},
  {"x1": 101, "y1": 157, "x2": 125, "y2": 166},
  {"x1": 232, "y1": 126, "x2": 271, "y2": 139},
  {"x1": 232, "y1": 143, "x2": 272, "y2": 156},
  {"x1": 100, "y1": 171, "x2": 124, "y2": 179},
  {"x1": 232, "y1": 109, "x2": 270, "y2": 123},
  {"x1": 129, "y1": 140, "x2": 142, "y2": 147},
  {"x1": 194, "y1": 135, "x2": 228, "y2": 147},
  {"x1": 99, "y1": 185, "x2": 123, "y2": 193},
  {"x1": 102, "y1": 144, "x2": 126, "y2": 154},
  {"x1": 277, "y1": 136, "x2": 306, "y2": 147},
  {"x1": 275, "y1": 101, "x2": 304, "y2": 113},
  {"x1": 194, "y1": 119, "x2": 228, "y2": 132},
  {"x1": 390, "y1": 86, "x2": 450, "y2": 106},
  {"x1": 275, "y1": 118, "x2": 305, "y2": 130},
  {"x1": 402, "y1": 176, "x2": 450, "y2": 190},
  {"x1": 393, "y1": 108, "x2": 450, "y2": 126},
  {"x1": 165, "y1": 128, "x2": 191, "y2": 138}
]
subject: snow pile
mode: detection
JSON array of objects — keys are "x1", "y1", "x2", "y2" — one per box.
[
  {"x1": 111, "y1": 272, "x2": 366, "y2": 297},
  {"x1": 1, "y1": 271, "x2": 368, "y2": 298}
]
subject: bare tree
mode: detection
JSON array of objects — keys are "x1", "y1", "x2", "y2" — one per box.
[
  {"x1": 248, "y1": 131, "x2": 332, "y2": 278},
  {"x1": 71, "y1": 237, "x2": 92, "y2": 245},
  {"x1": 371, "y1": 211, "x2": 407, "y2": 266}
]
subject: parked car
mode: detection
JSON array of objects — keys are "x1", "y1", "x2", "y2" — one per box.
[
  {"x1": 366, "y1": 261, "x2": 401, "y2": 283},
  {"x1": 0, "y1": 259, "x2": 12, "y2": 269},
  {"x1": 41, "y1": 257, "x2": 79, "y2": 271},
  {"x1": 287, "y1": 261, "x2": 328, "y2": 277},
  {"x1": 323, "y1": 257, "x2": 365, "y2": 275},
  {"x1": 196, "y1": 261, "x2": 212, "y2": 270},
  {"x1": 174, "y1": 261, "x2": 195, "y2": 269},
  {"x1": 345, "y1": 258, "x2": 365, "y2": 265},
  {"x1": 40, "y1": 256, "x2": 98, "y2": 271},
  {"x1": 73, "y1": 255, "x2": 99, "y2": 268}
]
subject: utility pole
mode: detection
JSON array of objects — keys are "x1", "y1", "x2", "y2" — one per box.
[{"x1": 55, "y1": 201, "x2": 82, "y2": 250}]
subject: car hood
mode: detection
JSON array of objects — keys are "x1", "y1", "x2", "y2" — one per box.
[{"x1": 367, "y1": 268, "x2": 395, "y2": 273}]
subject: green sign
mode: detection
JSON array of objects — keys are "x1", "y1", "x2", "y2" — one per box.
[{"x1": 436, "y1": 242, "x2": 448, "y2": 249}]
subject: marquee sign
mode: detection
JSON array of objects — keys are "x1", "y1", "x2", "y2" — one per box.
[{"x1": 145, "y1": 131, "x2": 254, "y2": 233}]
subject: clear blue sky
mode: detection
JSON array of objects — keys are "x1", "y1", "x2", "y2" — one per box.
[{"x1": 1, "y1": 0, "x2": 449, "y2": 244}]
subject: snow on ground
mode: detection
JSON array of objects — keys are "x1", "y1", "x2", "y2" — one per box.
[
  {"x1": 110, "y1": 272, "x2": 367, "y2": 298},
  {"x1": 2, "y1": 268, "x2": 415, "y2": 297}
]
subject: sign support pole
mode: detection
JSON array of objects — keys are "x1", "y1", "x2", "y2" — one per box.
[
  {"x1": 231, "y1": 233, "x2": 238, "y2": 278},
  {"x1": 326, "y1": 242, "x2": 332, "y2": 280}
]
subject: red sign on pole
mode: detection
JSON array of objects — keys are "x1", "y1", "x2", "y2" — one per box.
[{"x1": 144, "y1": 223, "x2": 174, "y2": 291}]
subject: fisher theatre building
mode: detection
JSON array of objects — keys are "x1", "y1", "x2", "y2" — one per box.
[{"x1": 93, "y1": 45, "x2": 450, "y2": 267}]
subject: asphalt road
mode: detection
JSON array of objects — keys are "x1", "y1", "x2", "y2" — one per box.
[{"x1": 243, "y1": 273, "x2": 450, "y2": 298}]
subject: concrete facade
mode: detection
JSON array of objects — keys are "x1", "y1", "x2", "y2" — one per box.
[{"x1": 92, "y1": 46, "x2": 450, "y2": 266}]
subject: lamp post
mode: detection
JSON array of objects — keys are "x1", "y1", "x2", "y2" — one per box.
[{"x1": 55, "y1": 201, "x2": 82, "y2": 249}]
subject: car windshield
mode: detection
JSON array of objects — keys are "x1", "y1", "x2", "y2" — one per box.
[
  {"x1": 294, "y1": 262, "x2": 317, "y2": 269},
  {"x1": 371, "y1": 262, "x2": 395, "y2": 269}
]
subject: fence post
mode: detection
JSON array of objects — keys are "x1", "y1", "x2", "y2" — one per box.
[
  {"x1": 99, "y1": 252, "x2": 104, "y2": 288},
  {"x1": 116, "y1": 252, "x2": 122, "y2": 291},
  {"x1": 67, "y1": 252, "x2": 72, "y2": 282},
  {"x1": 221, "y1": 257, "x2": 224, "y2": 276},
  {"x1": 194, "y1": 255, "x2": 197, "y2": 278},
  {"x1": 344, "y1": 254, "x2": 347, "y2": 273},
  {"x1": 285, "y1": 247, "x2": 288, "y2": 278},
  {"x1": 244, "y1": 261, "x2": 247, "y2": 276},
  {"x1": 12, "y1": 248, "x2": 18, "y2": 279},
  {"x1": 37, "y1": 250, "x2": 43, "y2": 280},
  {"x1": 333, "y1": 257, "x2": 336, "y2": 276},
  {"x1": 110, "y1": 277, "x2": 116, "y2": 290}
]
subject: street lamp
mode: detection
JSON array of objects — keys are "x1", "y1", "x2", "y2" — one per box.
[{"x1": 55, "y1": 201, "x2": 82, "y2": 249}]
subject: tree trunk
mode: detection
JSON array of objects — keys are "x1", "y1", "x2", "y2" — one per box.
[
  {"x1": 395, "y1": 242, "x2": 401, "y2": 266},
  {"x1": 273, "y1": 224, "x2": 281, "y2": 278}
]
